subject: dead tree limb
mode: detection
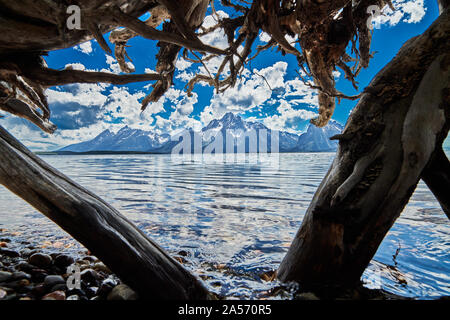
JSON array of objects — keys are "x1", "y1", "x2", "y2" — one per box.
[
  {"x1": 278, "y1": 9, "x2": 450, "y2": 291},
  {"x1": 0, "y1": 126, "x2": 210, "y2": 300},
  {"x1": 421, "y1": 146, "x2": 450, "y2": 219}
]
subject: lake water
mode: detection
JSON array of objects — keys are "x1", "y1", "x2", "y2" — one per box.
[{"x1": 0, "y1": 153, "x2": 448, "y2": 299}]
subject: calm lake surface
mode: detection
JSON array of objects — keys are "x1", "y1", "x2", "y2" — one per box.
[{"x1": 0, "y1": 153, "x2": 448, "y2": 299}]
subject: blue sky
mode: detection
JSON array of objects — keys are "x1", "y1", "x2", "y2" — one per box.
[{"x1": 0, "y1": 0, "x2": 446, "y2": 151}]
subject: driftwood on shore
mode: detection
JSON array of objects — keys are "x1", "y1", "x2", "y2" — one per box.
[
  {"x1": 0, "y1": 0, "x2": 449, "y2": 299},
  {"x1": 0, "y1": 126, "x2": 210, "y2": 299}
]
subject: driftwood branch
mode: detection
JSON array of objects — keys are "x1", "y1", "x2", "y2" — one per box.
[
  {"x1": 21, "y1": 67, "x2": 162, "y2": 87},
  {"x1": 422, "y1": 146, "x2": 450, "y2": 219},
  {"x1": 0, "y1": 0, "x2": 405, "y2": 130},
  {"x1": 0, "y1": 125, "x2": 210, "y2": 300}
]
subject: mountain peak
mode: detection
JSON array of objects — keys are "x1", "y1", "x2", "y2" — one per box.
[
  {"x1": 59, "y1": 116, "x2": 343, "y2": 153},
  {"x1": 221, "y1": 112, "x2": 237, "y2": 120}
]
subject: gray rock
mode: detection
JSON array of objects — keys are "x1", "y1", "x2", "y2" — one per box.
[
  {"x1": 0, "y1": 271, "x2": 13, "y2": 282},
  {"x1": 2, "y1": 279, "x2": 30, "y2": 289},
  {"x1": 296, "y1": 292, "x2": 320, "y2": 300},
  {"x1": 0, "y1": 248, "x2": 19, "y2": 258},
  {"x1": 93, "y1": 262, "x2": 111, "y2": 274},
  {"x1": 80, "y1": 268, "x2": 100, "y2": 285},
  {"x1": 42, "y1": 290, "x2": 65, "y2": 300},
  {"x1": 28, "y1": 253, "x2": 52, "y2": 268},
  {"x1": 30, "y1": 268, "x2": 48, "y2": 282},
  {"x1": 96, "y1": 278, "x2": 116, "y2": 297},
  {"x1": 11, "y1": 271, "x2": 31, "y2": 281},
  {"x1": 54, "y1": 254, "x2": 75, "y2": 269},
  {"x1": 83, "y1": 256, "x2": 97, "y2": 262},
  {"x1": 19, "y1": 248, "x2": 33, "y2": 258},
  {"x1": 107, "y1": 284, "x2": 138, "y2": 301},
  {"x1": 44, "y1": 275, "x2": 65, "y2": 288},
  {"x1": 50, "y1": 283, "x2": 67, "y2": 292},
  {"x1": 31, "y1": 284, "x2": 47, "y2": 297},
  {"x1": 15, "y1": 262, "x2": 35, "y2": 272}
]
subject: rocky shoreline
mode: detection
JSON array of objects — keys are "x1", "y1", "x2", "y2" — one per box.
[
  {"x1": 0, "y1": 237, "x2": 138, "y2": 301},
  {"x1": 2, "y1": 229, "x2": 449, "y2": 301}
]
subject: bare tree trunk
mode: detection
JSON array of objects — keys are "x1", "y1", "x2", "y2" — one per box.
[
  {"x1": 278, "y1": 10, "x2": 450, "y2": 290},
  {"x1": 0, "y1": 126, "x2": 210, "y2": 300},
  {"x1": 422, "y1": 146, "x2": 450, "y2": 219}
]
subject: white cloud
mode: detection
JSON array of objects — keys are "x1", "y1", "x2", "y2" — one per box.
[
  {"x1": 262, "y1": 100, "x2": 316, "y2": 133},
  {"x1": 46, "y1": 82, "x2": 109, "y2": 107},
  {"x1": 259, "y1": 31, "x2": 298, "y2": 45},
  {"x1": 74, "y1": 41, "x2": 93, "y2": 55},
  {"x1": 199, "y1": 11, "x2": 229, "y2": 50},
  {"x1": 102, "y1": 54, "x2": 135, "y2": 74},
  {"x1": 259, "y1": 32, "x2": 272, "y2": 43},
  {"x1": 200, "y1": 62, "x2": 289, "y2": 125},
  {"x1": 373, "y1": 0, "x2": 427, "y2": 27},
  {"x1": 198, "y1": 60, "x2": 321, "y2": 128},
  {"x1": 175, "y1": 57, "x2": 192, "y2": 71}
]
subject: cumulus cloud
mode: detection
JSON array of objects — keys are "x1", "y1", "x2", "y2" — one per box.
[
  {"x1": 199, "y1": 11, "x2": 229, "y2": 50},
  {"x1": 373, "y1": 0, "x2": 427, "y2": 27},
  {"x1": 200, "y1": 62, "x2": 288, "y2": 124},
  {"x1": 101, "y1": 54, "x2": 135, "y2": 74},
  {"x1": 199, "y1": 60, "x2": 319, "y2": 130},
  {"x1": 74, "y1": 41, "x2": 93, "y2": 55},
  {"x1": 262, "y1": 100, "x2": 316, "y2": 133}
]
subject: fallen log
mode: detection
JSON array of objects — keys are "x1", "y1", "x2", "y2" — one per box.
[{"x1": 0, "y1": 125, "x2": 210, "y2": 300}]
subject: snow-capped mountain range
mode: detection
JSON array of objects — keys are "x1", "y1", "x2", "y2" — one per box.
[
  {"x1": 58, "y1": 112, "x2": 343, "y2": 153},
  {"x1": 58, "y1": 126, "x2": 170, "y2": 152}
]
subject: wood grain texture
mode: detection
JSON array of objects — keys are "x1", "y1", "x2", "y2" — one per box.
[{"x1": 0, "y1": 126, "x2": 210, "y2": 300}]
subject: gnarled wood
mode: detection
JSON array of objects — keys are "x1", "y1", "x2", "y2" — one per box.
[
  {"x1": 422, "y1": 146, "x2": 450, "y2": 219},
  {"x1": 278, "y1": 10, "x2": 450, "y2": 290},
  {"x1": 0, "y1": 126, "x2": 210, "y2": 300}
]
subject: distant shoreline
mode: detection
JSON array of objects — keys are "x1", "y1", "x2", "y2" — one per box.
[
  {"x1": 35, "y1": 150, "x2": 338, "y2": 156},
  {"x1": 35, "y1": 147, "x2": 450, "y2": 156}
]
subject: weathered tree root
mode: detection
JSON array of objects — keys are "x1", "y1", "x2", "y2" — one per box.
[{"x1": 278, "y1": 9, "x2": 450, "y2": 289}]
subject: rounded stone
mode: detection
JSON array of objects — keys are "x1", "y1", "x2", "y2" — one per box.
[
  {"x1": 107, "y1": 284, "x2": 138, "y2": 301},
  {"x1": 42, "y1": 290, "x2": 66, "y2": 300},
  {"x1": 50, "y1": 283, "x2": 67, "y2": 292},
  {"x1": 11, "y1": 271, "x2": 31, "y2": 281},
  {"x1": 0, "y1": 248, "x2": 19, "y2": 258},
  {"x1": 96, "y1": 278, "x2": 116, "y2": 297},
  {"x1": 54, "y1": 254, "x2": 75, "y2": 269},
  {"x1": 80, "y1": 269, "x2": 100, "y2": 285},
  {"x1": 93, "y1": 262, "x2": 111, "y2": 274},
  {"x1": 28, "y1": 253, "x2": 52, "y2": 268},
  {"x1": 15, "y1": 262, "x2": 35, "y2": 272},
  {"x1": 0, "y1": 271, "x2": 13, "y2": 282},
  {"x1": 44, "y1": 275, "x2": 65, "y2": 288}
]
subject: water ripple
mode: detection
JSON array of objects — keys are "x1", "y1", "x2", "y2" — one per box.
[{"x1": 0, "y1": 153, "x2": 448, "y2": 299}]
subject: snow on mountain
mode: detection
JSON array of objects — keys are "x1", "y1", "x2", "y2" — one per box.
[
  {"x1": 291, "y1": 120, "x2": 343, "y2": 152},
  {"x1": 58, "y1": 126, "x2": 170, "y2": 152},
  {"x1": 58, "y1": 113, "x2": 343, "y2": 153}
]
